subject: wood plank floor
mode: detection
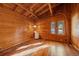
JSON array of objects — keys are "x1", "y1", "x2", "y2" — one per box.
[{"x1": 1, "y1": 40, "x2": 79, "y2": 56}]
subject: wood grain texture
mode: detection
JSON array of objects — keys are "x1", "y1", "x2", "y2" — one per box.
[
  {"x1": 35, "y1": 14, "x2": 70, "y2": 43},
  {"x1": 3, "y1": 40, "x2": 79, "y2": 56},
  {"x1": 0, "y1": 7, "x2": 33, "y2": 49}
]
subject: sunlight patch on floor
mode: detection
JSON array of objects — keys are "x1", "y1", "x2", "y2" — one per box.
[
  {"x1": 16, "y1": 42, "x2": 43, "y2": 50},
  {"x1": 50, "y1": 45, "x2": 66, "y2": 56},
  {"x1": 12, "y1": 44, "x2": 49, "y2": 56}
]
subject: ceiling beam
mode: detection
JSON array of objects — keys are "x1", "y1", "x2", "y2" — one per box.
[
  {"x1": 30, "y1": 4, "x2": 37, "y2": 12},
  {"x1": 30, "y1": 4, "x2": 47, "y2": 18},
  {"x1": 27, "y1": 4, "x2": 37, "y2": 17},
  {"x1": 30, "y1": 4, "x2": 37, "y2": 9},
  {"x1": 35, "y1": 4, "x2": 47, "y2": 14},
  {"x1": 2, "y1": 4, "x2": 17, "y2": 11},
  {"x1": 38, "y1": 4, "x2": 60, "y2": 16},
  {"x1": 16, "y1": 4, "x2": 39, "y2": 19},
  {"x1": 48, "y1": 3, "x2": 53, "y2": 16},
  {"x1": 2, "y1": 4, "x2": 31, "y2": 19},
  {"x1": 38, "y1": 8, "x2": 48, "y2": 16}
]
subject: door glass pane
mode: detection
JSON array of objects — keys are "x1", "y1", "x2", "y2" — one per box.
[
  {"x1": 51, "y1": 22, "x2": 55, "y2": 34},
  {"x1": 57, "y1": 21, "x2": 64, "y2": 34}
]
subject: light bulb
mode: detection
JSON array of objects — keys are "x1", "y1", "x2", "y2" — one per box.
[{"x1": 33, "y1": 25, "x2": 37, "y2": 28}]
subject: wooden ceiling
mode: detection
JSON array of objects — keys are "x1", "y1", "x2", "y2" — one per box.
[{"x1": 0, "y1": 3, "x2": 61, "y2": 20}]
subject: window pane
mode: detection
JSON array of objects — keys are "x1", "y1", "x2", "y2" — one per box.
[
  {"x1": 51, "y1": 22, "x2": 55, "y2": 34},
  {"x1": 57, "y1": 21, "x2": 64, "y2": 34}
]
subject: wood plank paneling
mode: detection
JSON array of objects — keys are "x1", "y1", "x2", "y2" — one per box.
[
  {"x1": 36, "y1": 14, "x2": 70, "y2": 43},
  {"x1": 0, "y1": 7, "x2": 33, "y2": 49}
]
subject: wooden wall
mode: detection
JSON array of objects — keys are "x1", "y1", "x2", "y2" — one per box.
[
  {"x1": 0, "y1": 4, "x2": 78, "y2": 51},
  {"x1": 71, "y1": 4, "x2": 79, "y2": 50},
  {"x1": 36, "y1": 15, "x2": 69, "y2": 43},
  {"x1": 35, "y1": 4, "x2": 71, "y2": 43},
  {"x1": 0, "y1": 7, "x2": 33, "y2": 49},
  {"x1": 36, "y1": 15, "x2": 70, "y2": 43}
]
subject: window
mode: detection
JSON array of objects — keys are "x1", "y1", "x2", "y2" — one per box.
[
  {"x1": 57, "y1": 21, "x2": 64, "y2": 34},
  {"x1": 51, "y1": 22, "x2": 56, "y2": 34},
  {"x1": 51, "y1": 21, "x2": 64, "y2": 35}
]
